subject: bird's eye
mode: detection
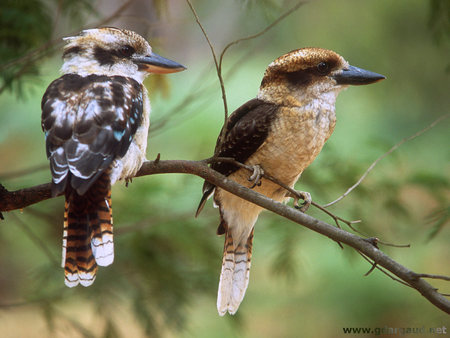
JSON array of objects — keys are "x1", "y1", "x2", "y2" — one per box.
[
  {"x1": 317, "y1": 62, "x2": 330, "y2": 75},
  {"x1": 119, "y1": 45, "x2": 134, "y2": 57}
]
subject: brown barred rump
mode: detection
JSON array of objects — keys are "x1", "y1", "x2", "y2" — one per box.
[{"x1": 62, "y1": 172, "x2": 114, "y2": 287}]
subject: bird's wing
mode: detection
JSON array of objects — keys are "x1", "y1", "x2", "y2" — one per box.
[
  {"x1": 196, "y1": 98, "x2": 279, "y2": 216},
  {"x1": 211, "y1": 98, "x2": 279, "y2": 176},
  {"x1": 41, "y1": 74, "x2": 144, "y2": 196}
]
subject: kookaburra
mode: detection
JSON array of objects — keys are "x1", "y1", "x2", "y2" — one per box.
[
  {"x1": 41, "y1": 27, "x2": 185, "y2": 287},
  {"x1": 196, "y1": 48, "x2": 385, "y2": 316}
]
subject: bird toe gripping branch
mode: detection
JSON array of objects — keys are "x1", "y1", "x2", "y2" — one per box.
[
  {"x1": 248, "y1": 164, "x2": 264, "y2": 188},
  {"x1": 287, "y1": 190, "x2": 312, "y2": 213}
]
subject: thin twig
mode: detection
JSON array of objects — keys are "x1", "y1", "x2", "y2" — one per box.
[
  {"x1": 364, "y1": 261, "x2": 378, "y2": 276},
  {"x1": 357, "y1": 251, "x2": 412, "y2": 287},
  {"x1": 324, "y1": 113, "x2": 450, "y2": 208},
  {"x1": 185, "y1": 0, "x2": 228, "y2": 120},
  {"x1": 218, "y1": 0, "x2": 308, "y2": 74},
  {"x1": 415, "y1": 273, "x2": 450, "y2": 282},
  {"x1": 377, "y1": 240, "x2": 410, "y2": 248}
]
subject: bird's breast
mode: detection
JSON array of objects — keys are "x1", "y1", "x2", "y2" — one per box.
[{"x1": 247, "y1": 105, "x2": 336, "y2": 185}]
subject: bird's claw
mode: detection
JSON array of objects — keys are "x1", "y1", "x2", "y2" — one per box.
[
  {"x1": 125, "y1": 177, "x2": 133, "y2": 187},
  {"x1": 248, "y1": 165, "x2": 264, "y2": 189},
  {"x1": 287, "y1": 190, "x2": 312, "y2": 213}
]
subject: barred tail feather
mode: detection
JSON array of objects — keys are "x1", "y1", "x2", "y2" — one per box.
[
  {"x1": 62, "y1": 172, "x2": 113, "y2": 287},
  {"x1": 217, "y1": 228, "x2": 254, "y2": 316},
  {"x1": 217, "y1": 230, "x2": 235, "y2": 316},
  {"x1": 90, "y1": 190, "x2": 114, "y2": 267},
  {"x1": 63, "y1": 199, "x2": 98, "y2": 287},
  {"x1": 230, "y1": 228, "x2": 253, "y2": 313}
]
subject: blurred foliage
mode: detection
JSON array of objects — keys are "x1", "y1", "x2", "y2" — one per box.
[
  {"x1": 152, "y1": 0, "x2": 171, "y2": 18},
  {"x1": 0, "y1": 0, "x2": 449, "y2": 337},
  {"x1": 0, "y1": 0, "x2": 52, "y2": 95},
  {"x1": 0, "y1": 0, "x2": 95, "y2": 96},
  {"x1": 428, "y1": 0, "x2": 450, "y2": 45}
]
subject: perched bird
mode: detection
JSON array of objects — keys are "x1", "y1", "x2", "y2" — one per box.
[
  {"x1": 196, "y1": 48, "x2": 385, "y2": 316},
  {"x1": 41, "y1": 27, "x2": 185, "y2": 287}
]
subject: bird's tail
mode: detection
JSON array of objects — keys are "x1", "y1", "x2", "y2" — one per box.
[
  {"x1": 62, "y1": 172, "x2": 114, "y2": 287},
  {"x1": 217, "y1": 227, "x2": 254, "y2": 316}
]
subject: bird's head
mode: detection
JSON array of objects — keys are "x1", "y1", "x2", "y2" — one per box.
[
  {"x1": 258, "y1": 47, "x2": 384, "y2": 106},
  {"x1": 61, "y1": 27, "x2": 186, "y2": 82}
]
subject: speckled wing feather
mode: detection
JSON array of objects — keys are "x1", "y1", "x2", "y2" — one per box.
[
  {"x1": 196, "y1": 98, "x2": 279, "y2": 216},
  {"x1": 41, "y1": 74, "x2": 144, "y2": 196}
]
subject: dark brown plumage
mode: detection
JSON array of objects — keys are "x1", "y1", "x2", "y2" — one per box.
[{"x1": 42, "y1": 74, "x2": 144, "y2": 197}]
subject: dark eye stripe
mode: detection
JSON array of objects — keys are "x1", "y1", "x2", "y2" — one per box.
[
  {"x1": 119, "y1": 45, "x2": 135, "y2": 58},
  {"x1": 93, "y1": 45, "x2": 136, "y2": 66},
  {"x1": 285, "y1": 69, "x2": 313, "y2": 86},
  {"x1": 63, "y1": 46, "x2": 84, "y2": 58},
  {"x1": 94, "y1": 46, "x2": 115, "y2": 66}
]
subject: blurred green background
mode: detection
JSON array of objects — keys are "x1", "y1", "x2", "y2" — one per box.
[{"x1": 0, "y1": 0, "x2": 449, "y2": 337}]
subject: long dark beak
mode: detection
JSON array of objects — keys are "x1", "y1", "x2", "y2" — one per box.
[
  {"x1": 134, "y1": 53, "x2": 186, "y2": 74},
  {"x1": 333, "y1": 65, "x2": 385, "y2": 85}
]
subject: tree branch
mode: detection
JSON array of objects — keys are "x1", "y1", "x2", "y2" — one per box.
[
  {"x1": 0, "y1": 182, "x2": 52, "y2": 212},
  {"x1": 185, "y1": 0, "x2": 228, "y2": 120},
  {"x1": 1, "y1": 159, "x2": 449, "y2": 314}
]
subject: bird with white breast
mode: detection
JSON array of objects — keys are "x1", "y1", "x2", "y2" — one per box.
[{"x1": 41, "y1": 27, "x2": 186, "y2": 287}]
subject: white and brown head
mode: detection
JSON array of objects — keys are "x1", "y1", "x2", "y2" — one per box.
[
  {"x1": 61, "y1": 27, "x2": 185, "y2": 83},
  {"x1": 258, "y1": 47, "x2": 384, "y2": 106}
]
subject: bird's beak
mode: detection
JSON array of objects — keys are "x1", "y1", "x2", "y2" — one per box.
[
  {"x1": 333, "y1": 65, "x2": 385, "y2": 85},
  {"x1": 134, "y1": 53, "x2": 186, "y2": 74}
]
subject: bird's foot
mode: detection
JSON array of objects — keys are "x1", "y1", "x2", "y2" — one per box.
[
  {"x1": 248, "y1": 165, "x2": 264, "y2": 189},
  {"x1": 125, "y1": 177, "x2": 133, "y2": 187},
  {"x1": 286, "y1": 190, "x2": 312, "y2": 213}
]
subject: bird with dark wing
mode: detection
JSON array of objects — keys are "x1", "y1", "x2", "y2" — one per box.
[
  {"x1": 42, "y1": 27, "x2": 185, "y2": 287},
  {"x1": 196, "y1": 47, "x2": 385, "y2": 316}
]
